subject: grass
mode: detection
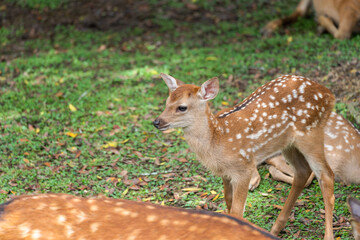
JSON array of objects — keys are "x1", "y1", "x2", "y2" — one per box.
[{"x1": 0, "y1": 0, "x2": 360, "y2": 239}]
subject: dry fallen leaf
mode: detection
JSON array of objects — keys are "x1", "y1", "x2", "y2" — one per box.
[
  {"x1": 69, "y1": 103, "x2": 77, "y2": 112},
  {"x1": 273, "y1": 204, "x2": 283, "y2": 210},
  {"x1": 206, "y1": 56, "x2": 217, "y2": 61},
  {"x1": 182, "y1": 187, "x2": 201, "y2": 192},
  {"x1": 66, "y1": 132, "x2": 78, "y2": 138},
  {"x1": 97, "y1": 44, "x2": 107, "y2": 52},
  {"x1": 102, "y1": 141, "x2": 117, "y2": 148}
]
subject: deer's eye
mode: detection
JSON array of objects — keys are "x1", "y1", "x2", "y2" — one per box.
[{"x1": 177, "y1": 106, "x2": 187, "y2": 112}]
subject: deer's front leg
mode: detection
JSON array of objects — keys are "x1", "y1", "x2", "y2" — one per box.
[
  {"x1": 222, "y1": 177, "x2": 233, "y2": 213},
  {"x1": 229, "y1": 171, "x2": 252, "y2": 217},
  {"x1": 317, "y1": 15, "x2": 339, "y2": 38}
]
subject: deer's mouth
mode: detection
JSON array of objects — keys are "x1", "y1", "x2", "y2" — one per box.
[{"x1": 158, "y1": 125, "x2": 170, "y2": 131}]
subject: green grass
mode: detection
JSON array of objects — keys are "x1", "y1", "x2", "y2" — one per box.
[
  {"x1": 1, "y1": 1, "x2": 359, "y2": 239},
  {"x1": 6, "y1": 0, "x2": 67, "y2": 10}
]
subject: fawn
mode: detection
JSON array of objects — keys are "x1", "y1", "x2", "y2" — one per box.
[
  {"x1": 261, "y1": 0, "x2": 360, "y2": 39},
  {"x1": 348, "y1": 197, "x2": 360, "y2": 240},
  {"x1": 250, "y1": 112, "x2": 360, "y2": 190},
  {"x1": 0, "y1": 193, "x2": 280, "y2": 240},
  {"x1": 154, "y1": 73, "x2": 336, "y2": 239}
]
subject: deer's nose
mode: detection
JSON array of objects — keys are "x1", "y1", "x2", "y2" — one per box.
[{"x1": 153, "y1": 118, "x2": 161, "y2": 128}]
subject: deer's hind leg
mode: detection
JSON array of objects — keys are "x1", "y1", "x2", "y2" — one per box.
[
  {"x1": 270, "y1": 146, "x2": 313, "y2": 236},
  {"x1": 267, "y1": 155, "x2": 315, "y2": 187},
  {"x1": 295, "y1": 129, "x2": 335, "y2": 239}
]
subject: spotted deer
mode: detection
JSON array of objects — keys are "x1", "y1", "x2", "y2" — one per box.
[
  {"x1": 153, "y1": 73, "x2": 336, "y2": 239},
  {"x1": 348, "y1": 197, "x2": 360, "y2": 240},
  {"x1": 250, "y1": 112, "x2": 360, "y2": 190},
  {"x1": 0, "y1": 193, "x2": 280, "y2": 240},
  {"x1": 261, "y1": 0, "x2": 360, "y2": 39}
]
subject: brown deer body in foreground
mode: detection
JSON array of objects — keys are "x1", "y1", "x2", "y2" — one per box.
[
  {"x1": 250, "y1": 112, "x2": 360, "y2": 190},
  {"x1": 261, "y1": 0, "x2": 360, "y2": 39},
  {"x1": 154, "y1": 74, "x2": 335, "y2": 239},
  {"x1": 348, "y1": 197, "x2": 360, "y2": 240},
  {"x1": 0, "y1": 193, "x2": 280, "y2": 240}
]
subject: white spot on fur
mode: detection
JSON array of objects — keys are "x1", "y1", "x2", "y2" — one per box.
[
  {"x1": 239, "y1": 149, "x2": 246, "y2": 157},
  {"x1": 58, "y1": 215, "x2": 66, "y2": 224},
  {"x1": 31, "y1": 229, "x2": 42, "y2": 239},
  {"x1": 292, "y1": 89, "x2": 298, "y2": 98},
  {"x1": 18, "y1": 224, "x2": 31, "y2": 238},
  {"x1": 66, "y1": 225, "x2": 74, "y2": 237},
  {"x1": 336, "y1": 121, "x2": 344, "y2": 126},
  {"x1": 296, "y1": 131, "x2": 305, "y2": 136},
  {"x1": 324, "y1": 144, "x2": 334, "y2": 151},
  {"x1": 246, "y1": 129, "x2": 265, "y2": 140},
  {"x1": 90, "y1": 205, "x2": 98, "y2": 211},
  {"x1": 325, "y1": 130, "x2": 337, "y2": 139},
  {"x1": 299, "y1": 83, "x2": 306, "y2": 93},
  {"x1": 287, "y1": 94, "x2": 292, "y2": 102},
  {"x1": 236, "y1": 133, "x2": 242, "y2": 139},
  {"x1": 91, "y1": 223, "x2": 99, "y2": 232},
  {"x1": 147, "y1": 215, "x2": 157, "y2": 222},
  {"x1": 77, "y1": 211, "x2": 87, "y2": 223}
]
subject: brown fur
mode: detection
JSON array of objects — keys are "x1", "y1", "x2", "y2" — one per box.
[
  {"x1": 250, "y1": 112, "x2": 360, "y2": 189},
  {"x1": 262, "y1": 0, "x2": 360, "y2": 39},
  {"x1": 0, "y1": 193, "x2": 279, "y2": 240},
  {"x1": 155, "y1": 74, "x2": 335, "y2": 239}
]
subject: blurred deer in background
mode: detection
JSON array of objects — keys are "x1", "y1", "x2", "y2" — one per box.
[
  {"x1": 250, "y1": 112, "x2": 360, "y2": 190},
  {"x1": 261, "y1": 0, "x2": 360, "y2": 39},
  {"x1": 348, "y1": 197, "x2": 360, "y2": 240},
  {"x1": 154, "y1": 73, "x2": 335, "y2": 239},
  {"x1": 0, "y1": 193, "x2": 280, "y2": 240}
]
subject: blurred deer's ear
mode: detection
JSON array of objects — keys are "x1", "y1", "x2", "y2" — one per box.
[
  {"x1": 198, "y1": 77, "x2": 219, "y2": 101},
  {"x1": 160, "y1": 73, "x2": 184, "y2": 92}
]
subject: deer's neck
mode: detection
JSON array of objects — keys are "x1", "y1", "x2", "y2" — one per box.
[{"x1": 183, "y1": 106, "x2": 220, "y2": 160}]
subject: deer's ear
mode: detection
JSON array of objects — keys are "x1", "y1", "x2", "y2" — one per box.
[
  {"x1": 198, "y1": 77, "x2": 219, "y2": 101},
  {"x1": 160, "y1": 73, "x2": 184, "y2": 92}
]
